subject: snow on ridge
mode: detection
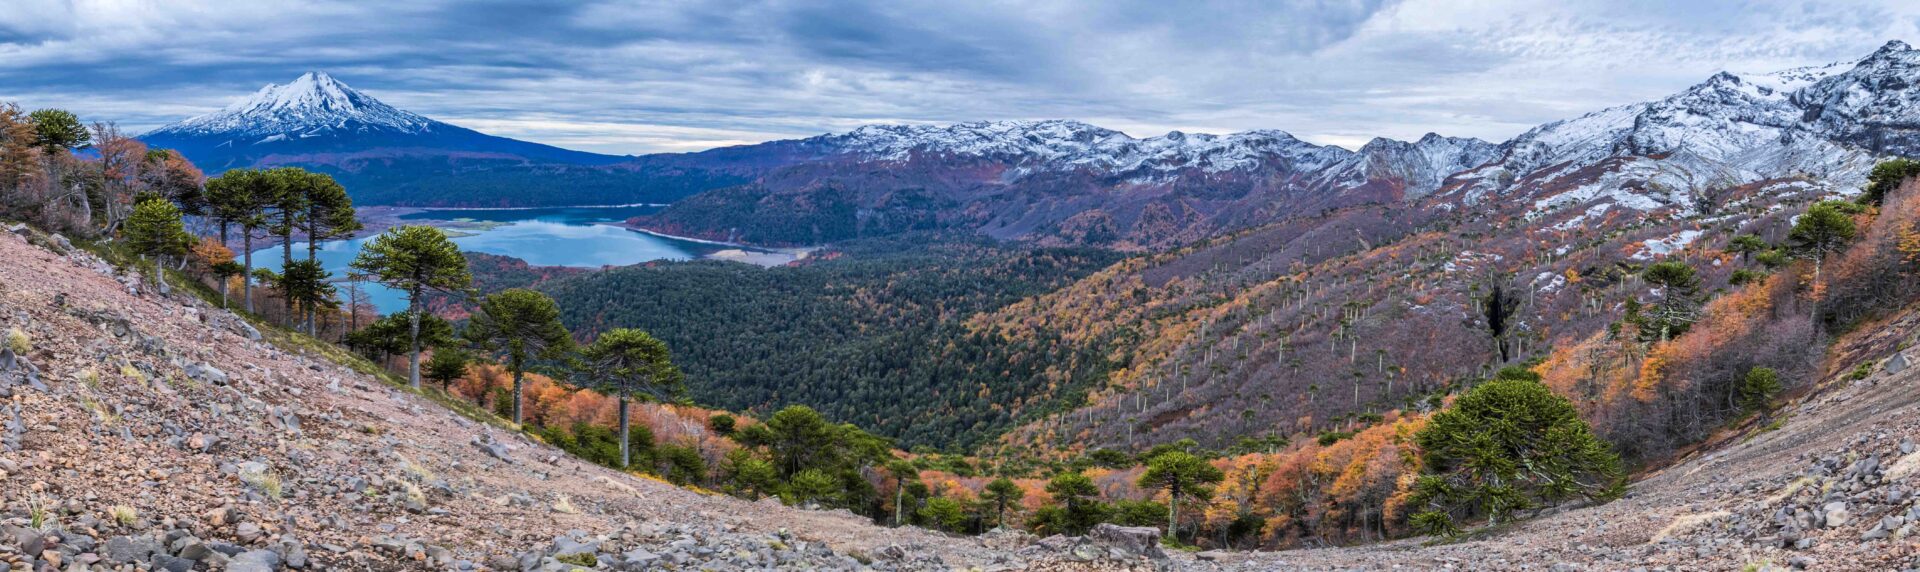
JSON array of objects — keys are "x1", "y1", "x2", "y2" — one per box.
[{"x1": 818, "y1": 119, "x2": 1370, "y2": 176}]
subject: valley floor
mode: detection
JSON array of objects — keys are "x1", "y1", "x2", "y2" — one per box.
[{"x1": 2, "y1": 224, "x2": 1917, "y2": 571}]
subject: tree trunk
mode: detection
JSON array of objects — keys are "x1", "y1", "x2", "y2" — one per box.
[
  {"x1": 619, "y1": 396, "x2": 631, "y2": 468},
  {"x1": 1167, "y1": 487, "x2": 1180, "y2": 540},
  {"x1": 512, "y1": 364, "x2": 525, "y2": 425},
  {"x1": 894, "y1": 486, "x2": 904, "y2": 527},
  {"x1": 242, "y1": 231, "x2": 254, "y2": 313},
  {"x1": 407, "y1": 286, "x2": 422, "y2": 389},
  {"x1": 306, "y1": 221, "x2": 319, "y2": 334}
]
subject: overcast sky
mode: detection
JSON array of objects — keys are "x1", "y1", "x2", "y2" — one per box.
[{"x1": 3, "y1": 0, "x2": 1918, "y2": 155}]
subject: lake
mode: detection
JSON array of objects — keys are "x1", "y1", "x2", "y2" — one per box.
[{"x1": 249, "y1": 204, "x2": 792, "y2": 314}]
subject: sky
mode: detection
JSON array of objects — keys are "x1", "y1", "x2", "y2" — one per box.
[{"x1": 3, "y1": 0, "x2": 1919, "y2": 155}]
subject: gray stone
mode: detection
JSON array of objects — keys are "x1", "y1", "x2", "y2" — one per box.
[
  {"x1": 1887, "y1": 352, "x2": 1912, "y2": 374},
  {"x1": 104, "y1": 535, "x2": 163, "y2": 564},
  {"x1": 185, "y1": 362, "x2": 228, "y2": 385},
  {"x1": 228, "y1": 549, "x2": 282, "y2": 572},
  {"x1": 150, "y1": 554, "x2": 195, "y2": 572},
  {"x1": 1823, "y1": 502, "x2": 1849, "y2": 528}
]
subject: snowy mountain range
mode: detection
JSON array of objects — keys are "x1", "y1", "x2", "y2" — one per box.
[
  {"x1": 141, "y1": 72, "x2": 625, "y2": 172},
  {"x1": 639, "y1": 41, "x2": 1918, "y2": 246},
  {"x1": 141, "y1": 41, "x2": 1920, "y2": 241}
]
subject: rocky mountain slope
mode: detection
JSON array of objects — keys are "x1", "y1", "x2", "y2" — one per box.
[
  {"x1": 5, "y1": 216, "x2": 1919, "y2": 570},
  {"x1": 0, "y1": 228, "x2": 1025, "y2": 570}
]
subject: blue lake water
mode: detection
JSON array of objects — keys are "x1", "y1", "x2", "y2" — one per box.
[{"x1": 250, "y1": 205, "x2": 731, "y2": 315}]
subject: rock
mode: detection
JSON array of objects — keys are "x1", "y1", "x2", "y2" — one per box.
[
  {"x1": 1075, "y1": 523, "x2": 1168, "y2": 562},
  {"x1": 1887, "y1": 352, "x2": 1912, "y2": 374},
  {"x1": 184, "y1": 362, "x2": 228, "y2": 385},
  {"x1": 150, "y1": 554, "x2": 195, "y2": 572},
  {"x1": 234, "y1": 521, "x2": 264, "y2": 544},
  {"x1": 104, "y1": 535, "x2": 163, "y2": 564},
  {"x1": 618, "y1": 548, "x2": 661, "y2": 570},
  {"x1": 1823, "y1": 502, "x2": 1849, "y2": 528},
  {"x1": 1863, "y1": 522, "x2": 1890, "y2": 540},
  {"x1": 1197, "y1": 550, "x2": 1230, "y2": 561},
  {"x1": 228, "y1": 549, "x2": 281, "y2": 572}
]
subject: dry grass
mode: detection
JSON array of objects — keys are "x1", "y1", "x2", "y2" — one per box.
[
  {"x1": 240, "y1": 467, "x2": 283, "y2": 499},
  {"x1": 109, "y1": 504, "x2": 138, "y2": 526},
  {"x1": 552, "y1": 494, "x2": 580, "y2": 514},
  {"x1": 5, "y1": 327, "x2": 27, "y2": 354},
  {"x1": 1649, "y1": 510, "x2": 1728, "y2": 544}
]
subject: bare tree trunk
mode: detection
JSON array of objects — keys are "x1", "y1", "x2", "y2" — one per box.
[
  {"x1": 243, "y1": 231, "x2": 255, "y2": 313},
  {"x1": 619, "y1": 396, "x2": 631, "y2": 468},
  {"x1": 407, "y1": 286, "x2": 422, "y2": 389}
]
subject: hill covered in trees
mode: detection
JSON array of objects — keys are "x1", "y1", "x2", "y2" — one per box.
[{"x1": 473, "y1": 233, "x2": 1128, "y2": 450}]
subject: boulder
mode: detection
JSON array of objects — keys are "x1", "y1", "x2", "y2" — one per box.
[{"x1": 1073, "y1": 523, "x2": 1168, "y2": 562}]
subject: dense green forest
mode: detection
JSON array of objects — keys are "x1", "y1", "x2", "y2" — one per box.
[{"x1": 486, "y1": 233, "x2": 1129, "y2": 449}]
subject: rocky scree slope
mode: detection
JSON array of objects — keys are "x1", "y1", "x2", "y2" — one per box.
[
  {"x1": 0, "y1": 195, "x2": 1916, "y2": 571},
  {"x1": 0, "y1": 227, "x2": 1199, "y2": 571},
  {"x1": 1205, "y1": 302, "x2": 1920, "y2": 571}
]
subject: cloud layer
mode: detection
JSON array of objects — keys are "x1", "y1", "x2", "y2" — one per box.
[{"x1": 3, "y1": 0, "x2": 1918, "y2": 154}]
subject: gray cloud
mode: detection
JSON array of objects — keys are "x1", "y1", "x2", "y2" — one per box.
[{"x1": 2, "y1": 0, "x2": 1917, "y2": 154}]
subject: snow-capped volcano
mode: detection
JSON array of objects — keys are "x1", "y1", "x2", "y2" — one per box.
[
  {"x1": 150, "y1": 72, "x2": 437, "y2": 142},
  {"x1": 141, "y1": 72, "x2": 623, "y2": 172}
]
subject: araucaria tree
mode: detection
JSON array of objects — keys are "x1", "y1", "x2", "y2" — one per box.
[
  {"x1": 981, "y1": 477, "x2": 1025, "y2": 530},
  {"x1": 1408, "y1": 374, "x2": 1623, "y2": 536},
  {"x1": 1137, "y1": 450, "x2": 1224, "y2": 541},
  {"x1": 122, "y1": 198, "x2": 193, "y2": 285},
  {"x1": 350, "y1": 226, "x2": 472, "y2": 388},
  {"x1": 291, "y1": 170, "x2": 359, "y2": 332},
  {"x1": 206, "y1": 169, "x2": 276, "y2": 313},
  {"x1": 465, "y1": 288, "x2": 572, "y2": 424},
  {"x1": 1640, "y1": 261, "x2": 1701, "y2": 342},
  {"x1": 423, "y1": 347, "x2": 472, "y2": 392},
  {"x1": 581, "y1": 328, "x2": 682, "y2": 468},
  {"x1": 1790, "y1": 200, "x2": 1860, "y2": 321}
]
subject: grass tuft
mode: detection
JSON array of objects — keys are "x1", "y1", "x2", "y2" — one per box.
[
  {"x1": 5, "y1": 327, "x2": 27, "y2": 354},
  {"x1": 109, "y1": 504, "x2": 138, "y2": 526}
]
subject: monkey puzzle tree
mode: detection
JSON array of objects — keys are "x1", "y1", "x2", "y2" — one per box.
[
  {"x1": 206, "y1": 168, "x2": 276, "y2": 313},
  {"x1": 1037, "y1": 470, "x2": 1106, "y2": 535},
  {"x1": 27, "y1": 109, "x2": 88, "y2": 152},
  {"x1": 122, "y1": 198, "x2": 194, "y2": 285},
  {"x1": 980, "y1": 477, "x2": 1025, "y2": 530},
  {"x1": 350, "y1": 226, "x2": 471, "y2": 388},
  {"x1": 1790, "y1": 200, "x2": 1860, "y2": 322},
  {"x1": 1138, "y1": 450, "x2": 1224, "y2": 541},
  {"x1": 580, "y1": 328, "x2": 682, "y2": 468},
  {"x1": 423, "y1": 347, "x2": 472, "y2": 393},
  {"x1": 291, "y1": 170, "x2": 358, "y2": 332},
  {"x1": 1407, "y1": 375, "x2": 1623, "y2": 536},
  {"x1": 465, "y1": 288, "x2": 572, "y2": 424},
  {"x1": 1640, "y1": 261, "x2": 1701, "y2": 342}
]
